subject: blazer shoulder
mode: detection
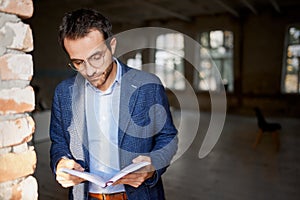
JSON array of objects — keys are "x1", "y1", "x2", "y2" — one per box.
[
  {"x1": 122, "y1": 65, "x2": 162, "y2": 86},
  {"x1": 54, "y1": 75, "x2": 76, "y2": 93}
]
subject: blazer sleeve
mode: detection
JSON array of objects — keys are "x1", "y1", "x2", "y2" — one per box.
[
  {"x1": 126, "y1": 73, "x2": 178, "y2": 187},
  {"x1": 49, "y1": 83, "x2": 73, "y2": 173},
  {"x1": 148, "y1": 82, "x2": 178, "y2": 186}
]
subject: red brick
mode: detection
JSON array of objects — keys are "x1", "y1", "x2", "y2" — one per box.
[
  {"x1": 0, "y1": 54, "x2": 33, "y2": 81},
  {"x1": 0, "y1": 86, "x2": 35, "y2": 114},
  {"x1": 0, "y1": 149, "x2": 36, "y2": 183},
  {"x1": 0, "y1": 0, "x2": 33, "y2": 19},
  {"x1": 0, "y1": 116, "x2": 35, "y2": 148},
  {"x1": 11, "y1": 183, "x2": 22, "y2": 200},
  {"x1": 0, "y1": 176, "x2": 38, "y2": 200},
  {"x1": 16, "y1": 176, "x2": 38, "y2": 200},
  {"x1": 0, "y1": 21, "x2": 33, "y2": 52}
]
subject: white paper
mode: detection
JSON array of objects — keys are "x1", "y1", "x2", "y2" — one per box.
[{"x1": 60, "y1": 161, "x2": 150, "y2": 188}]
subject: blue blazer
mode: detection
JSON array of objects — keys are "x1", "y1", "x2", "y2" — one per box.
[{"x1": 50, "y1": 62, "x2": 178, "y2": 200}]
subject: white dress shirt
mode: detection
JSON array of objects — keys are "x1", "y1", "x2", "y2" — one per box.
[{"x1": 85, "y1": 59, "x2": 125, "y2": 194}]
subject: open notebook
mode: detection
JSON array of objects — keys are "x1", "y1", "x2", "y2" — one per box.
[{"x1": 60, "y1": 161, "x2": 150, "y2": 188}]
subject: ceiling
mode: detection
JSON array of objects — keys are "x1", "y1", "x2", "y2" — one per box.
[{"x1": 36, "y1": 0, "x2": 300, "y2": 24}]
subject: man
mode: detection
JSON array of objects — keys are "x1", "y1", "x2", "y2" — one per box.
[{"x1": 50, "y1": 8, "x2": 178, "y2": 200}]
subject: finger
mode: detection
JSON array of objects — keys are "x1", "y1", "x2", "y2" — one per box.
[
  {"x1": 128, "y1": 164, "x2": 154, "y2": 174},
  {"x1": 56, "y1": 158, "x2": 73, "y2": 171},
  {"x1": 123, "y1": 170, "x2": 155, "y2": 182},
  {"x1": 117, "y1": 174, "x2": 147, "y2": 184},
  {"x1": 56, "y1": 168, "x2": 76, "y2": 180},
  {"x1": 60, "y1": 180, "x2": 76, "y2": 188},
  {"x1": 116, "y1": 178, "x2": 144, "y2": 188},
  {"x1": 126, "y1": 182, "x2": 142, "y2": 188},
  {"x1": 132, "y1": 155, "x2": 151, "y2": 163},
  {"x1": 57, "y1": 173, "x2": 80, "y2": 181},
  {"x1": 56, "y1": 176, "x2": 72, "y2": 187},
  {"x1": 115, "y1": 179, "x2": 142, "y2": 187},
  {"x1": 132, "y1": 156, "x2": 154, "y2": 173},
  {"x1": 57, "y1": 159, "x2": 84, "y2": 174},
  {"x1": 73, "y1": 163, "x2": 85, "y2": 171},
  {"x1": 121, "y1": 172, "x2": 144, "y2": 179},
  {"x1": 57, "y1": 176, "x2": 84, "y2": 187},
  {"x1": 64, "y1": 159, "x2": 78, "y2": 169},
  {"x1": 57, "y1": 170, "x2": 85, "y2": 184}
]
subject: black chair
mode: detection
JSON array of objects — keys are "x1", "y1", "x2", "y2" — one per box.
[{"x1": 253, "y1": 107, "x2": 281, "y2": 151}]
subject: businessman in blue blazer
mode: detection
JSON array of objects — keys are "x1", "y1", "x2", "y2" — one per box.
[{"x1": 49, "y1": 8, "x2": 178, "y2": 200}]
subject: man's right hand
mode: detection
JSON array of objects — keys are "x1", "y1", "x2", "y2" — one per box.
[{"x1": 56, "y1": 157, "x2": 85, "y2": 188}]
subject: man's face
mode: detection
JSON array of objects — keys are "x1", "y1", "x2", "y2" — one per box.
[{"x1": 64, "y1": 29, "x2": 117, "y2": 90}]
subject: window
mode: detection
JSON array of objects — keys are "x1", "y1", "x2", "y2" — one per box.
[
  {"x1": 126, "y1": 52, "x2": 142, "y2": 70},
  {"x1": 282, "y1": 26, "x2": 300, "y2": 93},
  {"x1": 155, "y1": 33, "x2": 185, "y2": 90},
  {"x1": 195, "y1": 30, "x2": 234, "y2": 92}
]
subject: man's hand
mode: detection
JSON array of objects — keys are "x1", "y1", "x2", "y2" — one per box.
[
  {"x1": 56, "y1": 157, "x2": 85, "y2": 188},
  {"x1": 114, "y1": 156, "x2": 155, "y2": 188}
]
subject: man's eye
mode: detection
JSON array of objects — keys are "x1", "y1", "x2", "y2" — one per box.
[
  {"x1": 90, "y1": 53, "x2": 102, "y2": 60},
  {"x1": 72, "y1": 60, "x2": 84, "y2": 66}
]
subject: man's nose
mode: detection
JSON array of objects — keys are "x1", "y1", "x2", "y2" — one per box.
[{"x1": 85, "y1": 62, "x2": 96, "y2": 76}]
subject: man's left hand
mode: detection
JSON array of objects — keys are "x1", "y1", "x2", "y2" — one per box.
[{"x1": 113, "y1": 155, "x2": 155, "y2": 188}]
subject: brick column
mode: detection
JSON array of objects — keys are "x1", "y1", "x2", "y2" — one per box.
[{"x1": 0, "y1": 0, "x2": 38, "y2": 199}]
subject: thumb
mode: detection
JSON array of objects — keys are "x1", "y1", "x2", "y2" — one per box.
[
  {"x1": 132, "y1": 155, "x2": 151, "y2": 163},
  {"x1": 73, "y1": 162, "x2": 85, "y2": 171},
  {"x1": 64, "y1": 159, "x2": 84, "y2": 171}
]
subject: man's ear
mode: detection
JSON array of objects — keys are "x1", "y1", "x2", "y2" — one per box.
[{"x1": 110, "y1": 37, "x2": 117, "y2": 55}]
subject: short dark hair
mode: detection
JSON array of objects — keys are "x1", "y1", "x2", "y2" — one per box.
[{"x1": 58, "y1": 8, "x2": 113, "y2": 51}]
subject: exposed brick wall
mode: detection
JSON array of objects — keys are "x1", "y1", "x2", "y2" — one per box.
[{"x1": 0, "y1": 0, "x2": 38, "y2": 199}]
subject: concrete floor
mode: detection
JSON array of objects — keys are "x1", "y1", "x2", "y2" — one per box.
[{"x1": 33, "y1": 110, "x2": 300, "y2": 200}]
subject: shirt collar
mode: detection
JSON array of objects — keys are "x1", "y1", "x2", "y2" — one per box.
[{"x1": 114, "y1": 57, "x2": 122, "y2": 84}]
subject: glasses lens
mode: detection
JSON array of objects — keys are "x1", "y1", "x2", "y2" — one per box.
[
  {"x1": 68, "y1": 63, "x2": 79, "y2": 71},
  {"x1": 88, "y1": 53, "x2": 105, "y2": 68}
]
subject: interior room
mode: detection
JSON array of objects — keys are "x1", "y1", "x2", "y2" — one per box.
[{"x1": 22, "y1": 0, "x2": 300, "y2": 199}]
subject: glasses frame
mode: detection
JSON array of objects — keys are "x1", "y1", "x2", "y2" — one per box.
[{"x1": 67, "y1": 43, "x2": 108, "y2": 72}]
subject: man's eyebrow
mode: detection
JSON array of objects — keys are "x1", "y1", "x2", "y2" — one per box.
[
  {"x1": 70, "y1": 51, "x2": 102, "y2": 61},
  {"x1": 88, "y1": 50, "x2": 103, "y2": 58},
  {"x1": 70, "y1": 58, "x2": 84, "y2": 62}
]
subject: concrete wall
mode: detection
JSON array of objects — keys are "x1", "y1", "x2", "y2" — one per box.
[{"x1": 0, "y1": 0, "x2": 38, "y2": 199}]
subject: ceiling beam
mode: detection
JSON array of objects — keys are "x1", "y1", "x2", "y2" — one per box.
[
  {"x1": 269, "y1": 0, "x2": 281, "y2": 13},
  {"x1": 241, "y1": 0, "x2": 258, "y2": 15},
  {"x1": 96, "y1": 0, "x2": 191, "y2": 22},
  {"x1": 213, "y1": 0, "x2": 239, "y2": 17},
  {"x1": 103, "y1": 14, "x2": 142, "y2": 25},
  {"x1": 139, "y1": 1, "x2": 192, "y2": 22}
]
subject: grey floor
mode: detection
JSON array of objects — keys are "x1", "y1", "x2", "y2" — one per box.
[{"x1": 33, "y1": 110, "x2": 300, "y2": 200}]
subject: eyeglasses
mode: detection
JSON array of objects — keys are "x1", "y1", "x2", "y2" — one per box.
[{"x1": 68, "y1": 45, "x2": 108, "y2": 71}]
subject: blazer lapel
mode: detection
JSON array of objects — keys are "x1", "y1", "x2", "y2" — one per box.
[
  {"x1": 118, "y1": 64, "x2": 140, "y2": 145},
  {"x1": 68, "y1": 74, "x2": 89, "y2": 165}
]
